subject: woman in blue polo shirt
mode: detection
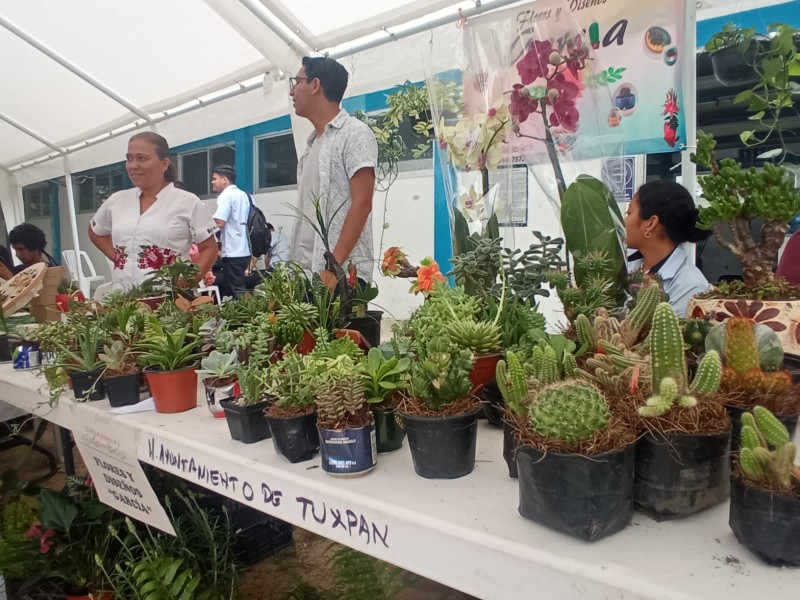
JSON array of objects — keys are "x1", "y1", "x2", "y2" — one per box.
[{"x1": 625, "y1": 180, "x2": 711, "y2": 316}]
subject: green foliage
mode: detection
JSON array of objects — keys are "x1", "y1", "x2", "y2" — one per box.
[
  {"x1": 315, "y1": 356, "x2": 367, "y2": 426},
  {"x1": 495, "y1": 351, "x2": 528, "y2": 415},
  {"x1": 56, "y1": 278, "x2": 77, "y2": 294},
  {"x1": 445, "y1": 319, "x2": 502, "y2": 355},
  {"x1": 683, "y1": 318, "x2": 714, "y2": 356},
  {"x1": 219, "y1": 294, "x2": 271, "y2": 328},
  {"x1": 267, "y1": 350, "x2": 317, "y2": 409},
  {"x1": 560, "y1": 175, "x2": 627, "y2": 306},
  {"x1": 52, "y1": 319, "x2": 107, "y2": 373},
  {"x1": 0, "y1": 500, "x2": 47, "y2": 581},
  {"x1": 739, "y1": 407, "x2": 797, "y2": 490},
  {"x1": 137, "y1": 318, "x2": 202, "y2": 371},
  {"x1": 139, "y1": 260, "x2": 201, "y2": 301},
  {"x1": 408, "y1": 284, "x2": 480, "y2": 357},
  {"x1": 449, "y1": 236, "x2": 503, "y2": 300},
  {"x1": 235, "y1": 364, "x2": 269, "y2": 405},
  {"x1": 197, "y1": 350, "x2": 239, "y2": 382},
  {"x1": 501, "y1": 232, "x2": 565, "y2": 304},
  {"x1": 706, "y1": 319, "x2": 785, "y2": 372},
  {"x1": 496, "y1": 299, "x2": 546, "y2": 350},
  {"x1": 363, "y1": 347, "x2": 411, "y2": 404},
  {"x1": 408, "y1": 343, "x2": 473, "y2": 411},
  {"x1": 529, "y1": 382, "x2": 611, "y2": 444},
  {"x1": 99, "y1": 340, "x2": 138, "y2": 375}
]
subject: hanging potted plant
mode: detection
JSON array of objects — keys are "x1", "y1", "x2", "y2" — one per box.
[
  {"x1": 99, "y1": 340, "x2": 140, "y2": 407},
  {"x1": 221, "y1": 363, "x2": 271, "y2": 444},
  {"x1": 197, "y1": 350, "x2": 239, "y2": 418},
  {"x1": 50, "y1": 321, "x2": 106, "y2": 401},
  {"x1": 635, "y1": 303, "x2": 729, "y2": 520},
  {"x1": 363, "y1": 346, "x2": 411, "y2": 453},
  {"x1": 315, "y1": 355, "x2": 376, "y2": 477},
  {"x1": 137, "y1": 318, "x2": 202, "y2": 413},
  {"x1": 400, "y1": 340, "x2": 479, "y2": 479},
  {"x1": 706, "y1": 317, "x2": 800, "y2": 448},
  {"x1": 54, "y1": 278, "x2": 85, "y2": 313},
  {"x1": 729, "y1": 406, "x2": 800, "y2": 566},
  {"x1": 264, "y1": 349, "x2": 320, "y2": 463}
]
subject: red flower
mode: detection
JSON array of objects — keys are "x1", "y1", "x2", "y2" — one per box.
[
  {"x1": 549, "y1": 99, "x2": 580, "y2": 132},
  {"x1": 663, "y1": 122, "x2": 678, "y2": 147},
  {"x1": 347, "y1": 264, "x2": 357, "y2": 287},
  {"x1": 25, "y1": 522, "x2": 42, "y2": 539},
  {"x1": 38, "y1": 529, "x2": 55, "y2": 554},
  {"x1": 509, "y1": 85, "x2": 539, "y2": 124},
  {"x1": 517, "y1": 40, "x2": 554, "y2": 84},
  {"x1": 113, "y1": 245, "x2": 128, "y2": 270},
  {"x1": 137, "y1": 245, "x2": 178, "y2": 270},
  {"x1": 662, "y1": 89, "x2": 680, "y2": 117}
]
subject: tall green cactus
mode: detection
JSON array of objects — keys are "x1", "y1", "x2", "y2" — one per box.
[
  {"x1": 620, "y1": 279, "x2": 661, "y2": 347},
  {"x1": 529, "y1": 381, "x2": 611, "y2": 444},
  {"x1": 706, "y1": 319, "x2": 785, "y2": 373},
  {"x1": 739, "y1": 406, "x2": 797, "y2": 490},
  {"x1": 639, "y1": 303, "x2": 722, "y2": 417},
  {"x1": 575, "y1": 313, "x2": 597, "y2": 351},
  {"x1": 725, "y1": 317, "x2": 760, "y2": 374},
  {"x1": 496, "y1": 351, "x2": 528, "y2": 415}
]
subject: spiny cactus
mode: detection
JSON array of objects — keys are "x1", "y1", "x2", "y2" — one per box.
[
  {"x1": 529, "y1": 381, "x2": 611, "y2": 444},
  {"x1": 445, "y1": 319, "x2": 501, "y2": 355},
  {"x1": 575, "y1": 313, "x2": 597, "y2": 351},
  {"x1": 706, "y1": 318, "x2": 785, "y2": 373},
  {"x1": 529, "y1": 345, "x2": 559, "y2": 385},
  {"x1": 496, "y1": 351, "x2": 528, "y2": 415},
  {"x1": 725, "y1": 317, "x2": 760, "y2": 374},
  {"x1": 683, "y1": 318, "x2": 713, "y2": 355},
  {"x1": 739, "y1": 406, "x2": 798, "y2": 490},
  {"x1": 619, "y1": 279, "x2": 661, "y2": 347},
  {"x1": 638, "y1": 303, "x2": 722, "y2": 417}
]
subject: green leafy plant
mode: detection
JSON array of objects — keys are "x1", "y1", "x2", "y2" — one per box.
[
  {"x1": 501, "y1": 232, "x2": 565, "y2": 304},
  {"x1": 56, "y1": 278, "x2": 78, "y2": 295},
  {"x1": 495, "y1": 351, "x2": 529, "y2": 416},
  {"x1": 0, "y1": 499, "x2": 50, "y2": 582},
  {"x1": 445, "y1": 319, "x2": 502, "y2": 355},
  {"x1": 739, "y1": 406, "x2": 798, "y2": 490},
  {"x1": 267, "y1": 349, "x2": 317, "y2": 409},
  {"x1": 363, "y1": 347, "x2": 410, "y2": 405},
  {"x1": 529, "y1": 381, "x2": 611, "y2": 444},
  {"x1": 449, "y1": 236, "x2": 503, "y2": 301},
  {"x1": 50, "y1": 320, "x2": 106, "y2": 373},
  {"x1": 137, "y1": 318, "x2": 202, "y2": 372},
  {"x1": 235, "y1": 363, "x2": 269, "y2": 405},
  {"x1": 315, "y1": 355, "x2": 368, "y2": 428},
  {"x1": 196, "y1": 350, "x2": 239, "y2": 386},
  {"x1": 408, "y1": 341, "x2": 472, "y2": 411},
  {"x1": 139, "y1": 259, "x2": 201, "y2": 301},
  {"x1": 99, "y1": 339, "x2": 139, "y2": 376}
]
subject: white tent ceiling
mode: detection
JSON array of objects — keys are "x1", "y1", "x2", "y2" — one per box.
[{"x1": 0, "y1": 0, "x2": 788, "y2": 185}]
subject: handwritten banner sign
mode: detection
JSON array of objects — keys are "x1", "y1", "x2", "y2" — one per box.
[
  {"x1": 75, "y1": 418, "x2": 175, "y2": 535},
  {"x1": 144, "y1": 435, "x2": 390, "y2": 549}
]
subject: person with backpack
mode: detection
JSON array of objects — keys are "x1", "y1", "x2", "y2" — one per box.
[{"x1": 211, "y1": 165, "x2": 252, "y2": 298}]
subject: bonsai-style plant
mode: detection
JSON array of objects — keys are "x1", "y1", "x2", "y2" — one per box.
[
  {"x1": 197, "y1": 350, "x2": 239, "y2": 418},
  {"x1": 729, "y1": 406, "x2": 800, "y2": 566}
]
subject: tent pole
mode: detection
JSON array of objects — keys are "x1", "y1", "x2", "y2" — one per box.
[
  {"x1": 62, "y1": 157, "x2": 87, "y2": 298},
  {"x1": 680, "y1": 0, "x2": 698, "y2": 262}
]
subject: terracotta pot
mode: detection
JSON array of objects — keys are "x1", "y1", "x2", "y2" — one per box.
[
  {"x1": 144, "y1": 366, "x2": 198, "y2": 413},
  {"x1": 687, "y1": 297, "x2": 800, "y2": 355},
  {"x1": 469, "y1": 353, "x2": 501, "y2": 394},
  {"x1": 297, "y1": 330, "x2": 316, "y2": 355}
]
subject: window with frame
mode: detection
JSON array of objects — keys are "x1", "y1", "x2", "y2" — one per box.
[
  {"x1": 23, "y1": 183, "x2": 51, "y2": 219},
  {"x1": 74, "y1": 165, "x2": 126, "y2": 212},
  {"x1": 255, "y1": 133, "x2": 298, "y2": 190},
  {"x1": 179, "y1": 144, "x2": 235, "y2": 197}
]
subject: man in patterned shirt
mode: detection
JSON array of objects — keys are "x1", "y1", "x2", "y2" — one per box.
[{"x1": 288, "y1": 56, "x2": 378, "y2": 289}]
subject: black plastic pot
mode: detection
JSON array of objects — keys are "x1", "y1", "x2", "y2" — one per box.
[
  {"x1": 0, "y1": 333, "x2": 12, "y2": 362},
  {"x1": 344, "y1": 311, "x2": 383, "y2": 348},
  {"x1": 4, "y1": 579, "x2": 23, "y2": 600},
  {"x1": 69, "y1": 369, "x2": 105, "y2": 401},
  {"x1": 634, "y1": 430, "x2": 731, "y2": 520},
  {"x1": 710, "y1": 44, "x2": 762, "y2": 87},
  {"x1": 401, "y1": 407, "x2": 480, "y2": 479},
  {"x1": 222, "y1": 399, "x2": 271, "y2": 444},
  {"x1": 726, "y1": 405, "x2": 798, "y2": 452},
  {"x1": 372, "y1": 406, "x2": 405, "y2": 453},
  {"x1": 479, "y1": 378, "x2": 505, "y2": 427},
  {"x1": 502, "y1": 420, "x2": 519, "y2": 479},
  {"x1": 729, "y1": 473, "x2": 800, "y2": 566},
  {"x1": 516, "y1": 443, "x2": 635, "y2": 541},
  {"x1": 104, "y1": 372, "x2": 141, "y2": 407},
  {"x1": 319, "y1": 421, "x2": 377, "y2": 476},
  {"x1": 266, "y1": 412, "x2": 319, "y2": 463}
]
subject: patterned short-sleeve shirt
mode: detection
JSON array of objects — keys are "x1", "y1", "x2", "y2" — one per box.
[
  {"x1": 289, "y1": 109, "x2": 378, "y2": 281},
  {"x1": 91, "y1": 183, "x2": 218, "y2": 290}
]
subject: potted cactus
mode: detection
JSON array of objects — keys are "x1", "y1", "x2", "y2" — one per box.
[
  {"x1": 706, "y1": 317, "x2": 800, "y2": 448},
  {"x1": 221, "y1": 363, "x2": 271, "y2": 444},
  {"x1": 137, "y1": 318, "x2": 202, "y2": 413},
  {"x1": 635, "y1": 303, "x2": 730, "y2": 520},
  {"x1": 197, "y1": 350, "x2": 239, "y2": 419},
  {"x1": 363, "y1": 347, "x2": 410, "y2": 453},
  {"x1": 99, "y1": 340, "x2": 140, "y2": 407},
  {"x1": 400, "y1": 340, "x2": 479, "y2": 479},
  {"x1": 514, "y1": 380, "x2": 636, "y2": 541},
  {"x1": 264, "y1": 349, "x2": 320, "y2": 463},
  {"x1": 316, "y1": 355, "x2": 376, "y2": 477},
  {"x1": 729, "y1": 406, "x2": 800, "y2": 566}
]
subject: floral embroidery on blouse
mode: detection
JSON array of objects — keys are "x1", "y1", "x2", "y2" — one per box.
[
  {"x1": 113, "y1": 245, "x2": 128, "y2": 271},
  {"x1": 137, "y1": 246, "x2": 178, "y2": 271}
]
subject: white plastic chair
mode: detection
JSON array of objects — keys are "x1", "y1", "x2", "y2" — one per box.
[
  {"x1": 62, "y1": 250, "x2": 106, "y2": 299},
  {"x1": 196, "y1": 284, "x2": 222, "y2": 304},
  {"x1": 92, "y1": 281, "x2": 114, "y2": 304}
]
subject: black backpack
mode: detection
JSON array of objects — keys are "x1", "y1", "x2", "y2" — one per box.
[{"x1": 247, "y1": 195, "x2": 271, "y2": 258}]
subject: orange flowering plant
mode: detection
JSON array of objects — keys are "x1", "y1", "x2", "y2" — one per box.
[
  {"x1": 381, "y1": 247, "x2": 446, "y2": 298},
  {"x1": 411, "y1": 258, "x2": 447, "y2": 297}
]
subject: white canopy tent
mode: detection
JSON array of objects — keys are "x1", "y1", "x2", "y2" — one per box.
[{"x1": 0, "y1": 0, "x2": 789, "y2": 294}]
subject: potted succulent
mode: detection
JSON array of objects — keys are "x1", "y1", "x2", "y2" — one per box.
[
  {"x1": 343, "y1": 280, "x2": 382, "y2": 348},
  {"x1": 363, "y1": 347, "x2": 411, "y2": 453},
  {"x1": 51, "y1": 321, "x2": 106, "y2": 401},
  {"x1": 137, "y1": 318, "x2": 202, "y2": 413},
  {"x1": 635, "y1": 303, "x2": 729, "y2": 520},
  {"x1": 221, "y1": 363, "x2": 271, "y2": 444},
  {"x1": 315, "y1": 355, "x2": 376, "y2": 477},
  {"x1": 55, "y1": 278, "x2": 85, "y2": 312},
  {"x1": 264, "y1": 349, "x2": 320, "y2": 463},
  {"x1": 706, "y1": 317, "x2": 800, "y2": 448},
  {"x1": 400, "y1": 340, "x2": 479, "y2": 479},
  {"x1": 729, "y1": 406, "x2": 800, "y2": 566},
  {"x1": 515, "y1": 379, "x2": 636, "y2": 541},
  {"x1": 99, "y1": 339, "x2": 140, "y2": 407},
  {"x1": 197, "y1": 350, "x2": 239, "y2": 418}
]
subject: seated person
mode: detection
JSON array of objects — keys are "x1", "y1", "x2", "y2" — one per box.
[{"x1": 0, "y1": 223, "x2": 57, "y2": 280}]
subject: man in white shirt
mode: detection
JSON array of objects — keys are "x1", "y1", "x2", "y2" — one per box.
[
  {"x1": 265, "y1": 223, "x2": 289, "y2": 268},
  {"x1": 288, "y1": 56, "x2": 378, "y2": 289},
  {"x1": 212, "y1": 165, "x2": 251, "y2": 298}
]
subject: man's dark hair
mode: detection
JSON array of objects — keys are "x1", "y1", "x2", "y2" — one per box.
[
  {"x1": 8, "y1": 223, "x2": 47, "y2": 252},
  {"x1": 266, "y1": 223, "x2": 275, "y2": 231},
  {"x1": 213, "y1": 164, "x2": 237, "y2": 184},
  {"x1": 302, "y1": 56, "x2": 349, "y2": 103}
]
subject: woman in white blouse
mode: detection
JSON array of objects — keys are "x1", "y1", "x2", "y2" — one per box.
[{"x1": 88, "y1": 132, "x2": 218, "y2": 290}]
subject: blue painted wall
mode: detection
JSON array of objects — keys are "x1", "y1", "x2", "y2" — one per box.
[{"x1": 697, "y1": 1, "x2": 800, "y2": 47}]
